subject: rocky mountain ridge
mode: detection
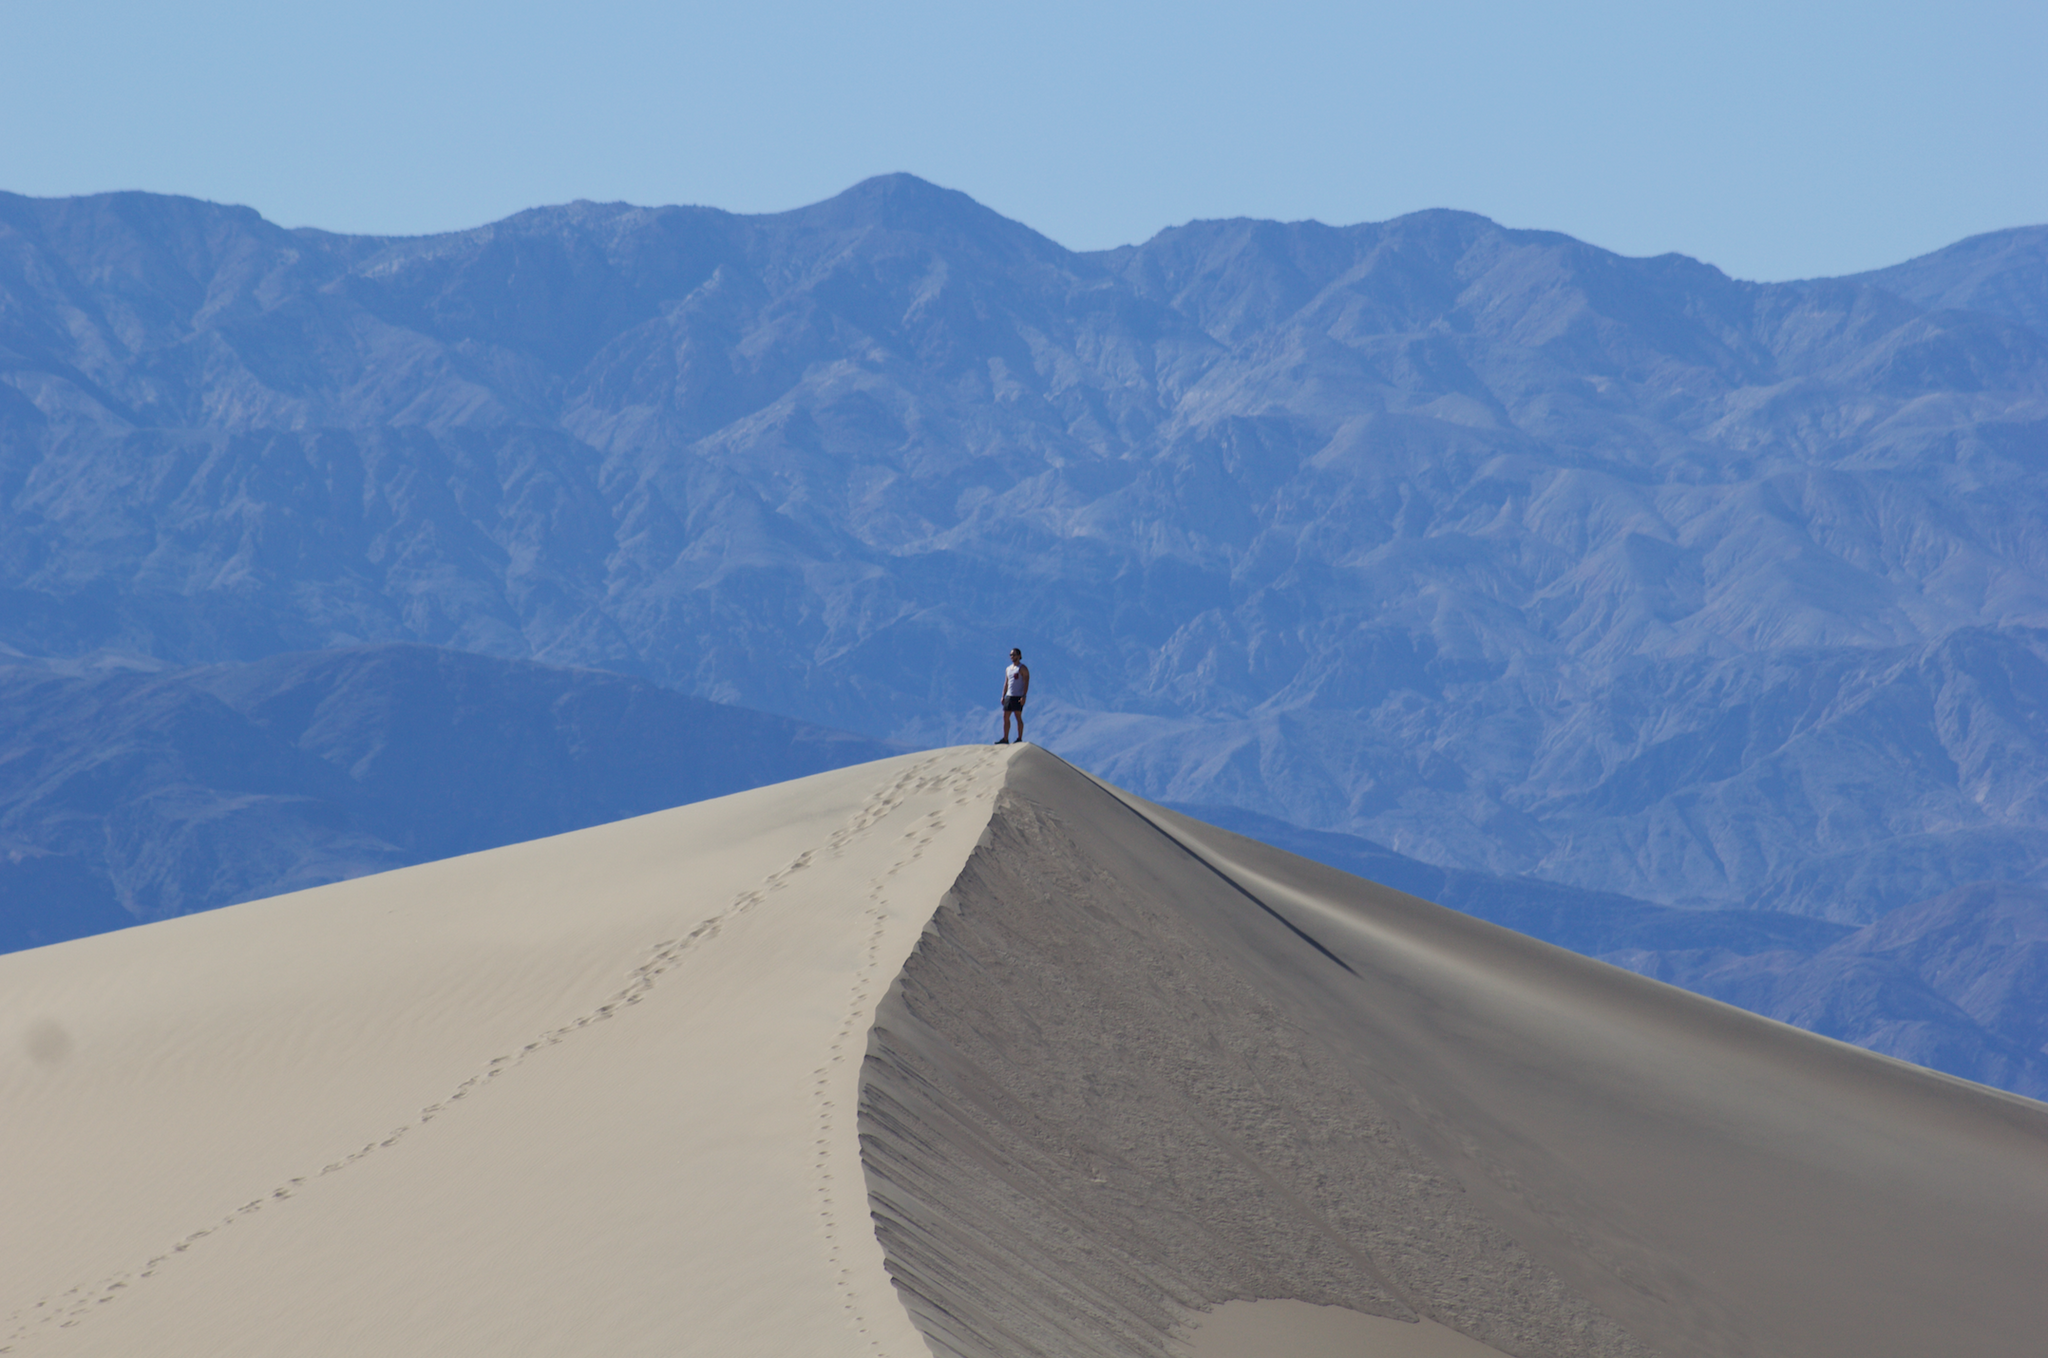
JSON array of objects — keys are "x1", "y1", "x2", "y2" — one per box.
[{"x1": 3, "y1": 177, "x2": 2045, "y2": 928}]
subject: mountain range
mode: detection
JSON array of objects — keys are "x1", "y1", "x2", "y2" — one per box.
[
  {"x1": 2, "y1": 176, "x2": 2045, "y2": 1091},
  {"x1": 0, "y1": 645, "x2": 896, "y2": 951}
]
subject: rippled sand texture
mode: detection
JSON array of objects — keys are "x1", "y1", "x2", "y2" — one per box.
[{"x1": 863, "y1": 748, "x2": 2048, "y2": 1358}]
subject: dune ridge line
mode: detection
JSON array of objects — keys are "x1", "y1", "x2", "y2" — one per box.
[{"x1": 2, "y1": 746, "x2": 1009, "y2": 1356}]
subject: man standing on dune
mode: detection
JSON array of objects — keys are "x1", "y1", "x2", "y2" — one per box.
[{"x1": 997, "y1": 648, "x2": 1030, "y2": 745}]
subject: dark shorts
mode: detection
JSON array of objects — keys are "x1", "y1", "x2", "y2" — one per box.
[{"x1": 1002, "y1": 695, "x2": 1025, "y2": 712}]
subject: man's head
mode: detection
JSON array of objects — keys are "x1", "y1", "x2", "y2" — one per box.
[{"x1": 1009, "y1": 648, "x2": 1022, "y2": 661}]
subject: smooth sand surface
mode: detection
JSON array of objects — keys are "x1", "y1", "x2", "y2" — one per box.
[{"x1": 1, "y1": 746, "x2": 1008, "y2": 1357}]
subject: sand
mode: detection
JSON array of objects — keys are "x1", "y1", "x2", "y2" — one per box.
[
  {"x1": 6, "y1": 742, "x2": 2045, "y2": 1358},
  {"x1": 1, "y1": 747, "x2": 1007, "y2": 1356},
  {"x1": 1191, "y1": 1302, "x2": 1513, "y2": 1358},
  {"x1": 861, "y1": 749, "x2": 2048, "y2": 1358}
]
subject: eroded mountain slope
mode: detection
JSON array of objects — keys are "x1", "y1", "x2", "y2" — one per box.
[{"x1": 4, "y1": 181, "x2": 2047, "y2": 920}]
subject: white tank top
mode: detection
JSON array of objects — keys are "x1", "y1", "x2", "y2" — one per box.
[{"x1": 1005, "y1": 663, "x2": 1026, "y2": 697}]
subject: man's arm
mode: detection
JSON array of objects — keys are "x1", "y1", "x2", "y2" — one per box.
[{"x1": 1019, "y1": 664, "x2": 1030, "y2": 696}]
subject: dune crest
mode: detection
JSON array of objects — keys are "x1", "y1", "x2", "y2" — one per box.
[
  {"x1": 4, "y1": 744, "x2": 2043, "y2": 1357},
  {"x1": 1, "y1": 747, "x2": 1005, "y2": 1357}
]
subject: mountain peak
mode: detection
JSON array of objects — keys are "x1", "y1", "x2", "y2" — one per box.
[
  {"x1": 777, "y1": 173, "x2": 1070, "y2": 260},
  {"x1": 1848, "y1": 223, "x2": 2048, "y2": 336}
]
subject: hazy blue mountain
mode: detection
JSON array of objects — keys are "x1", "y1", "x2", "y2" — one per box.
[
  {"x1": 1073, "y1": 624, "x2": 2048, "y2": 920},
  {"x1": 0, "y1": 644, "x2": 898, "y2": 951},
  {"x1": 1850, "y1": 225, "x2": 2048, "y2": 338},
  {"x1": 2, "y1": 177, "x2": 2046, "y2": 932}
]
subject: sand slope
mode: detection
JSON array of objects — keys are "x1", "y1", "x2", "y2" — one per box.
[
  {"x1": 1, "y1": 747, "x2": 1007, "y2": 1357},
  {"x1": 862, "y1": 749, "x2": 2048, "y2": 1358},
  {"x1": 6, "y1": 743, "x2": 2045, "y2": 1358}
]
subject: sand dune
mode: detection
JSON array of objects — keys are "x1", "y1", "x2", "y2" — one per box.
[
  {"x1": 4, "y1": 745, "x2": 2043, "y2": 1357},
  {"x1": 2, "y1": 748, "x2": 1004, "y2": 1356}
]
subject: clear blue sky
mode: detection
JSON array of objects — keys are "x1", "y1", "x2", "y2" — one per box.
[{"x1": 3, "y1": 0, "x2": 2042, "y2": 280}]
